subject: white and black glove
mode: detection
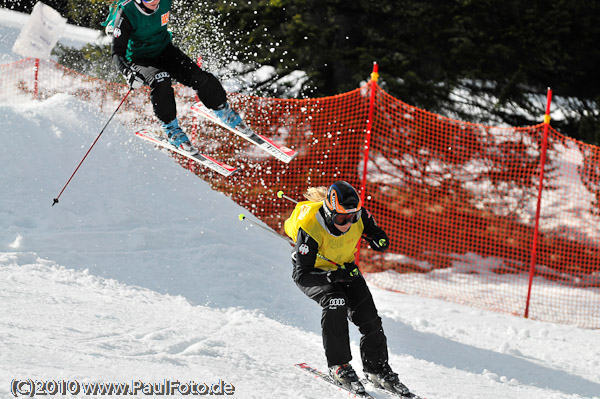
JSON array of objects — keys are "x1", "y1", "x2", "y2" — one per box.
[
  {"x1": 123, "y1": 64, "x2": 144, "y2": 89},
  {"x1": 364, "y1": 231, "x2": 389, "y2": 252},
  {"x1": 368, "y1": 236, "x2": 389, "y2": 252}
]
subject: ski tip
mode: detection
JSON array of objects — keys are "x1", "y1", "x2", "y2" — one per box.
[
  {"x1": 238, "y1": 214, "x2": 246, "y2": 221},
  {"x1": 287, "y1": 151, "x2": 299, "y2": 163}
]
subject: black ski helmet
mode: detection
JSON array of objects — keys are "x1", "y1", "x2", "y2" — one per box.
[{"x1": 323, "y1": 181, "x2": 362, "y2": 226}]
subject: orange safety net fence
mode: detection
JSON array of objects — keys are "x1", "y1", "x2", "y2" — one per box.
[{"x1": 2, "y1": 58, "x2": 599, "y2": 328}]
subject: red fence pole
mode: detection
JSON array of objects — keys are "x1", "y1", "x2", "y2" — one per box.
[
  {"x1": 33, "y1": 58, "x2": 40, "y2": 100},
  {"x1": 359, "y1": 61, "x2": 379, "y2": 202},
  {"x1": 355, "y1": 62, "x2": 378, "y2": 267},
  {"x1": 524, "y1": 87, "x2": 553, "y2": 319}
]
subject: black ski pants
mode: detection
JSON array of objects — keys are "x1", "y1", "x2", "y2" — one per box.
[
  {"x1": 297, "y1": 274, "x2": 389, "y2": 373},
  {"x1": 133, "y1": 43, "x2": 227, "y2": 124}
]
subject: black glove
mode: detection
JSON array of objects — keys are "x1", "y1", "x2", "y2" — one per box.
[
  {"x1": 366, "y1": 236, "x2": 389, "y2": 252},
  {"x1": 123, "y1": 64, "x2": 144, "y2": 89},
  {"x1": 326, "y1": 262, "x2": 360, "y2": 283}
]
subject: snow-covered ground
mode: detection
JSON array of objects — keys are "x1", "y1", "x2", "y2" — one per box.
[{"x1": 1, "y1": 7, "x2": 600, "y2": 399}]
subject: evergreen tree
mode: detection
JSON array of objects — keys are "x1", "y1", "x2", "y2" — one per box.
[
  {"x1": 65, "y1": 0, "x2": 111, "y2": 29},
  {"x1": 212, "y1": 0, "x2": 599, "y2": 142}
]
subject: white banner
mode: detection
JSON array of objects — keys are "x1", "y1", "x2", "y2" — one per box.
[{"x1": 12, "y1": 2, "x2": 67, "y2": 59}]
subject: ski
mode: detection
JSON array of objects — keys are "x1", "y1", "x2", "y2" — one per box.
[
  {"x1": 360, "y1": 378, "x2": 424, "y2": 399},
  {"x1": 191, "y1": 102, "x2": 298, "y2": 163},
  {"x1": 295, "y1": 363, "x2": 374, "y2": 398},
  {"x1": 135, "y1": 129, "x2": 239, "y2": 177}
]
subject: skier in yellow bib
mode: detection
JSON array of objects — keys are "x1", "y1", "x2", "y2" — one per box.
[{"x1": 285, "y1": 181, "x2": 411, "y2": 396}]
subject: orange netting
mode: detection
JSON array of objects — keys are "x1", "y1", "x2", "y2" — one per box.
[{"x1": 2, "y1": 58, "x2": 598, "y2": 328}]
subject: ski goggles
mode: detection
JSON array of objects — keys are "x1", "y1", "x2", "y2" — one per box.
[
  {"x1": 141, "y1": 0, "x2": 159, "y2": 3},
  {"x1": 332, "y1": 210, "x2": 362, "y2": 225}
]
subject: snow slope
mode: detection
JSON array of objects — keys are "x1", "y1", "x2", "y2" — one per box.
[{"x1": 1, "y1": 7, "x2": 600, "y2": 399}]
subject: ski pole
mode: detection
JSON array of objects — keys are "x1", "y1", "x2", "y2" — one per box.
[
  {"x1": 238, "y1": 213, "x2": 294, "y2": 244},
  {"x1": 238, "y1": 213, "x2": 343, "y2": 268},
  {"x1": 277, "y1": 190, "x2": 298, "y2": 204},
  {"x1": 238, "y1": 214, "x2": 338, "y2": 262},
  {"x1": 317, "y1": 253, "x2": 345, "y2": 268},
  {"x1": 52, "y1": 89, "x2": 132, "y2": 206}
]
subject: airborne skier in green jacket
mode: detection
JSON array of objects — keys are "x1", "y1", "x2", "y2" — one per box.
[{"x1": 110, "y1": 0, "x2": 252, "y2": 154}]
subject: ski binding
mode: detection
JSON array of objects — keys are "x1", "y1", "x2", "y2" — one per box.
[
  {"x1": 191, "y1": 102, "x2": 298, "y2": 163},
  {"x1": 295, "y1": 363, "x2": 374, "y2": 398}
]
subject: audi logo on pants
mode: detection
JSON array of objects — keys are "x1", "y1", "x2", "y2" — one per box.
[{"x1": 328, "y1": 298, "x2": 346, "y2": 309}]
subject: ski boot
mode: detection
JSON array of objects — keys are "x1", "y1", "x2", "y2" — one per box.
[
  {"x1": 329, "y1": 364, "x2": 367, "y2": 395},
  {"x1": 213, "y1": 102, "x2": 254, "y2": 137},
  {"x1": 364, "y1": 363, "x2": 411, "y2": 396},
  {"x1": 161, "y1": 119, "x2": 198, "y2": 155}
]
